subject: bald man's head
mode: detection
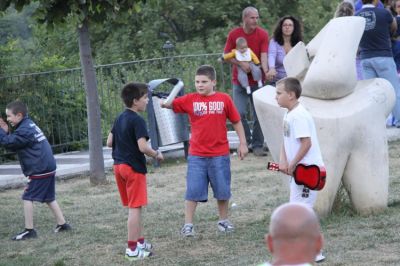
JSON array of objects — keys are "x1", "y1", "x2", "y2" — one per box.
[
  {"x1": 242, "y1": 6, "x2": 258, "y2": 20},
  {"x1": 269, "y1": 203, "x2": 320, "y2": 240},
  {"x1": 266, "y1": 203, "x2": 323, "y2": 264},
  {"x1": 241, "y1": 6, "x2": 259, "y2": 33}
]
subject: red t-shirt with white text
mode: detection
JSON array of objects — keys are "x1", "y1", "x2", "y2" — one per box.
[{"x1": 173, "y1": 92, "x2": 240, "y2": 156}]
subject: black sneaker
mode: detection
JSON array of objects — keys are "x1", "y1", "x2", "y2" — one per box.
[
  {"x1": 54, "y1": 223, "x2": 72, "y2": 233},
  {"x1": 12, "y1": 229, "x2": 37, "y2": 240}
]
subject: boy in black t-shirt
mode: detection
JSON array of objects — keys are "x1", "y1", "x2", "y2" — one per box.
[{"x1": 107, "y1": 82, "x2": 163, "y2": 261}]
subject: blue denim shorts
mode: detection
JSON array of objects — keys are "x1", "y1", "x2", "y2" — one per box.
[
  {"x1": 22, "y1": 174, "x2": 56, "y2": 203},
  {"x1": 185, "y1": 155, "x2": 231, "y2": 202}
]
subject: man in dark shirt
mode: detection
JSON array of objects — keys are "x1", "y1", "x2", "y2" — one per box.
[{"x1": 357, "y1": 0, "x2": 400, "y2": 126}]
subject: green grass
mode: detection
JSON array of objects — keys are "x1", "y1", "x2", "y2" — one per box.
[{"x1": 1, "y1": 142, "x2": 400, "y2": 265}]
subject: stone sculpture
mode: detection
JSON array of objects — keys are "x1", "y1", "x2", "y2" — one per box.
[{"x1": 254, "y1": 16, "x2": 395, "y2": 216}]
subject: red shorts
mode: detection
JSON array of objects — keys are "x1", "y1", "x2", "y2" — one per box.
[{"x1": 113, "y1": 164, "x2": 147, "y2": 208}]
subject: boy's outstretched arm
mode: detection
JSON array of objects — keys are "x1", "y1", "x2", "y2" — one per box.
[
  {"x1": 232, "y1": 121, "x2": 248, "y2": 160},
  {"x1": 137, "y1": 137, "x2": 164, "y2": 161},
  {"x1": 0, "y1": 128, "x2": 30, "y2": 150},
  {"x1": 106, "y1": 132, "x2": 113, "y2": 148},
  {"x1": 161, "y1": 101, "x2": 173, "y2": 109},
  {"x1": 288, "y1": 137, "x2": 311, "y2": 176}
]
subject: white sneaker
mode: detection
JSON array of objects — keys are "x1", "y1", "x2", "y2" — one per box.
[
  {"x1": 315, "y1": 251, "x2": 325, "y2": 263},
  {"x1": 138, "y1": 241, "x2": 153, "y2": 251},
  {"x1": 258, "y1": 80, "x2": 263, "y2": 88},
  {"x1": 180, "y1": 224, "x2": 195, "y2": 237},
  {"x1": 125, "y1": 247, "x2": 152, "y2": 261},
  {"x1": 246, "y1": 86, "x2": 251, "y2": 94},
  {"x1": 217, "y1": 220, "x2": 234, "y2": 232}
]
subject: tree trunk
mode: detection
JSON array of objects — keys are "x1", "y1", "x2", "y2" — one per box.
[{"x1": 78, "y1": 19, "x2": 106, "y2": 184}]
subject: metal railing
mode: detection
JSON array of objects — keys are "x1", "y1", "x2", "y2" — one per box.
[{"x1": 0, "y1": 53, "x2": 232, "y2": 161}]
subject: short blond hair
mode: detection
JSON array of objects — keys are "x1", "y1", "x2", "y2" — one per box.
[{"x1": 276, "y1": 77, "x2": 302, "y2": 99}]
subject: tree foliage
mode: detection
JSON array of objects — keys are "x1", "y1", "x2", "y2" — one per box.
[
  {"x1": 0, "y1": 1, "x2": 341, "y2": 182},
  {"x1": 0, "y1": 0, "x2": 340, "y2": 75},
  {"x1": 0, "y1": 0, "x2": 146, "y2": 185}
]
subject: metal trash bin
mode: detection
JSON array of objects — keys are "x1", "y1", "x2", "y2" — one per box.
[
  {"x1": 147, "y1": 78, "x2": 189, "y2": 163},
  {"x1": 151, "y1": 96, "x2": 187, "y2": 146}
]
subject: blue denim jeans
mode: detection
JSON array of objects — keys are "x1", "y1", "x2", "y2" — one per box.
[
  {"x1": 232, "y1": 83, "x2": 264, "y2": 148},
  {"x1": 361, "y1": 57, "x2": 400, "y2": 122},
  {"x1": 185, "y1": 155, "x2": 231, "y2": 202}
]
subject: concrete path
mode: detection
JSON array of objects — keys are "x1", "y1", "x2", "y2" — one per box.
[{"x1": 1, "y1": 129, "x2": 399, "y2": 189}]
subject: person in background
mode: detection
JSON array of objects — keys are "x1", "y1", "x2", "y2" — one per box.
[
  {"x1": 266, "y1": 15, "x2": 303, "y2": 85},
  {"x1": 391, "y1": 0, "x2": 400, "y2": 74},
  {"x1": 224, "y1": 6, "x2": 269, "y2": 156},
  {"x1": 335, "y1": 1, "x2": 355, "y2": 17},
  {"x1": 357, "y1": 0, "x2": 400, "y2": 127},
  {"x1": 355, "y1": 0, "x2": 384, "y2": 11},
  {"x1": 334, "y1": 2, "x2": 364, "y2": 80},
  {"x1": 222, "y1": 37, "x2": 263, "y2": 94}
]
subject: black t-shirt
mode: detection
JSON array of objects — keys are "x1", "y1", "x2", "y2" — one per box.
[
  {"x1": 357, "y1": 6, "x2": 394, "y2": 59},
  {"x1": 111, "y1": 109, "x2": 149, "y2": 174}
]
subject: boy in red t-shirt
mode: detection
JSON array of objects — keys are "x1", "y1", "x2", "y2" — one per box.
[{"x1": 162, "y1": 65, "x2": 248, "y2": 236}]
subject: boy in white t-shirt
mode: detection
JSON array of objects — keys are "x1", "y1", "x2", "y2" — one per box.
[
  {"x1": 275, "y1": 77, "x2": 325, "y2": 263},
  {"x1": 221, "y1": 37, "x2": 263, "y2": 94}
]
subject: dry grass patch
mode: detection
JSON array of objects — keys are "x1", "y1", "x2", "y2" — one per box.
[{"x1": 1, "y1": 143, "x2": 400, "y2": 265}]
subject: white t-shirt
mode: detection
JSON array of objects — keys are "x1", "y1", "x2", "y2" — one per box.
[{"x1": 283, "y1": 104, "x2": 324, "y2": 167}]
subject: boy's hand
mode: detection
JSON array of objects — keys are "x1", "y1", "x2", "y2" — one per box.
[
  {"x1": 237, "y1": 143, "x2": 248, "y2": 160},
  {"x1": 154, "y1": 150, "x2": 164, "y2": 161},
  {"x1": 279, "y1": 160, "x2": 289, "y2": 175},
  {"x1": 288, "y1": 163, "x2": 296, "y2": 176},
  {"x1": 0, "y1": 118, "x2": 9, "y2": 133},
  {"x1": 161, "y1": 101, "x2": 172, "y2": 109}
]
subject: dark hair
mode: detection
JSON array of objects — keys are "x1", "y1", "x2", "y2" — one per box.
[
  {"x1": 362, "y1": 0, "x2": 374, "y2": 4},
  {"x1": 334, "y1": 2, "x2": 354, "y2": 17},
  {"x1": 277, "y1": 77, "x2": 302, "y2": 99},
  {"x1": 6, "y1": 101, "x2": 28, "y2": 116},
  {"x1": 121, "y1": 82, "x2": 148, "y2": 108},
  {"x1": 196, "y1": 65, "x2": 216, "y2": 80},
  {"x1": 273, "y1": 15, "x2": 303, "y2": 46}
]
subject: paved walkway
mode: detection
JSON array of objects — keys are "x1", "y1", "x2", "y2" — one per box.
[{"x1": 1, "y1": 129, "x2": 400, "y2": 189}]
